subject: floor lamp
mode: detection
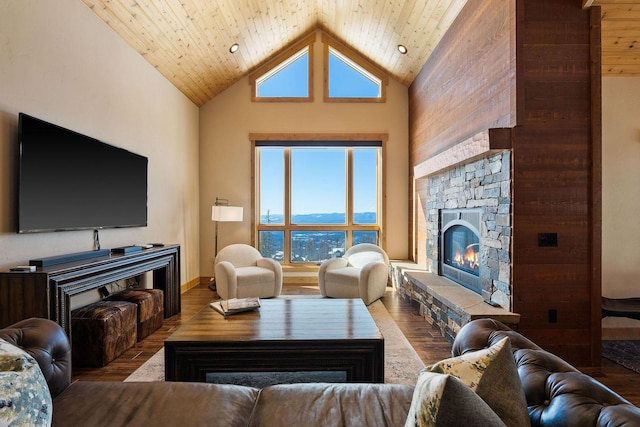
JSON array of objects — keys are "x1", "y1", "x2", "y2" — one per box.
[{"x1": 210, "y1": 197, "x2": 244, "y2": 291}]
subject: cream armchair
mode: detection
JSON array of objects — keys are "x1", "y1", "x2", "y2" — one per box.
[
  {"x1": 318, "y1": 243, "x2": 390, "y2": 305},
  {"x1": 214, "y1": 244, "x2": 283, "y2": 300}
]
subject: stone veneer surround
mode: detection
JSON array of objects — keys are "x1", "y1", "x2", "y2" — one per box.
[{"x1": 426, "y1": 151, "x2": 512, "y2": 310}]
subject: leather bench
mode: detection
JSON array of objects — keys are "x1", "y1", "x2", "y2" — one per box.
[
  {"x1": 106, "y1": 288, "x2": 164, "y2": 341},
  {"x1": 71, "y1": 300, "x2": 137, "y2": 367},
  {"x1": 602, "y1": 296, "x2": 640, "y2": 320}
]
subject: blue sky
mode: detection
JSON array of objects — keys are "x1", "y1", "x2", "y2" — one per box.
[
  {"x1": 258, "y1": 50, "x2": 379, "y2": 217},
  {"x1": 257, "y1": 51, "x2": 381, "y2": 98},
  {"x1": 260, "y1": 148, "x2": 377, "y2": 217}
]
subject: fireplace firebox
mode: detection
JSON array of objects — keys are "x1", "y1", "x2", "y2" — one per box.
[{"x1": 439, "y1": 208, "x2": 482, "y2": 294}]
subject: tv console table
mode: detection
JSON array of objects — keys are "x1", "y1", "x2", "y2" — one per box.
[{"x1": 0, "y1": 244, "x2": 180, "y2": 339}]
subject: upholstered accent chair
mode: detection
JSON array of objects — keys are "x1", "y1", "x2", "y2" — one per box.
[
  {"x1": 214, "y1": 244, "x2": 283, "y2": 300},
  {"x1": 318, "y1": 243, "x2": 390, "y2": 305}
]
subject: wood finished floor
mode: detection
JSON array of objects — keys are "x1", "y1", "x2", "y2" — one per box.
[{"x1": 73, "y1": 283, "x2": 640, "y2": 406}]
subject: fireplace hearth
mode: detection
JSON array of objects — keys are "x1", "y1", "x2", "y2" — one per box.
[{"x1": 439, "y1": 208, "x2": 482, "y2": 294}]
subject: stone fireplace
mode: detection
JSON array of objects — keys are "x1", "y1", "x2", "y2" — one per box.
[
  {"x1": 390, "y1": 149, "x2": 517, "y2": 343},
  {"x1": 426, "y1": 151, "x2": 512, "y2": 310}
]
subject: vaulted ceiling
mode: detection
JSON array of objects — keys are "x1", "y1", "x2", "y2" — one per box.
[{"x1": 81, "y1": 0, "x2": 639, "y2": 107}]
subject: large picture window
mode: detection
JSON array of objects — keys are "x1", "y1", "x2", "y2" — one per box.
[{"x1": 253, "y1": 135, "x2": 385, "y2": 265}]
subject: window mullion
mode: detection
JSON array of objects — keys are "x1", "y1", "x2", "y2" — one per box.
[
  {"x1": 284, "y1": 148, "x2": 292, "y2": 263},
  {"x1": 347, "y1": 148, "x2": 354, "y2": 248}
]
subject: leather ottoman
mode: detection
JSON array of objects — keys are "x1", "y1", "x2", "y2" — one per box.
[
  {"x1": 106, "y1": 288, "x2": 164, "y2": 341},
  {"x1": 71, "y1": 300, "x2": 137, "y2": 367}
]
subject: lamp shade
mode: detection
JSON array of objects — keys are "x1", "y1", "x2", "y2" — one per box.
[{"x1": 212, "y1": 205, "x2": 243, "y2": 222}]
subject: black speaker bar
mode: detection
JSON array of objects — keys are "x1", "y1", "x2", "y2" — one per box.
[{"x1": 29, "y1": 249, "x2": 110, "y2": 267}]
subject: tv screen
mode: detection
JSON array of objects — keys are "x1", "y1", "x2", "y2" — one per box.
[{"x1": 18, "y1": 113, "x2": 148, "y2": 233}]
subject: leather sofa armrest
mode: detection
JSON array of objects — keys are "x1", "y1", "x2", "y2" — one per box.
[
  {"x1": 0, "y1": 317, "x2": 71, "y2": 398},
  {"x1": 452, "y1": 318, "x2": 541, "y2": 356}
]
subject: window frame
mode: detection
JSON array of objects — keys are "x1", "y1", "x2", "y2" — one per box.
[
  {"x1": 248, "y1": 34, "x2": 315, "y2": 102},
  {"x1": 250, "y1": 133, "x2": 387, "y2": 266},
  {"x1": 322, "y1": 33, "x2": 388, "y2": 103}
]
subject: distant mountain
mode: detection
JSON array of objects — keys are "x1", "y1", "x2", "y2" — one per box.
[
  {"x1": 258, "y1": 212, "x2": 378, "y2": 262},
  {"x1": 261, "y1": 212, "x2": 376, "y2": 224}
]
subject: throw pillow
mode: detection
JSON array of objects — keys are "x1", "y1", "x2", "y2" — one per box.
[
  {"x1": 0, "y1": 338, "x2": 52, "y2": 426},
  {"x1": 425, "y1": 336, "x2": 530, "y2": 427},
  {"x1": 404, "y1": 371, "x2": 506, "y2": 427}
]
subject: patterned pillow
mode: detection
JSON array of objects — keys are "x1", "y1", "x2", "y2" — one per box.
[
  {"x1": 404, "y1": 371, "x2": 506, "y2": 426},
  {"x1": 0, "y1": 338, "x2": 53, "y2": 426},
  {"x1": 425, "y1": 337, "x2": 530, "y2": 427}
]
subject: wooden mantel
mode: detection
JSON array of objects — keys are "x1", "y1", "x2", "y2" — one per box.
[{"x1": 413, "y1": 128, "x2": 513, "y2": 179}]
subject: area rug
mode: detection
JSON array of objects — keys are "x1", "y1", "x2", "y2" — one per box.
[
  {"x1": 125, "y1": 299, "x2": 426, "y2": 385},
  {"x1": 602, "y1": 340, "x2": 640, "y2": 374}
]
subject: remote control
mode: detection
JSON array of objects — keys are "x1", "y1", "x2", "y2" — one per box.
[{"x1": 10, "y1": 265, "x2": 36, "y2": 272}]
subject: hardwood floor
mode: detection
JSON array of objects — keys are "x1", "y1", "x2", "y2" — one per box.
[{"x1": 73, "y1": 283, "x2": 640, "y2": 406}]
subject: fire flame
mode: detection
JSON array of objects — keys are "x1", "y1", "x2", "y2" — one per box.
[{"x1": 453, "y1": 244, "x2": 479, "y2": 271}]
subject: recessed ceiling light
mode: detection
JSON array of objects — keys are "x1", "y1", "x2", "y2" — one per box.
[
  {"x1": 229, "y1": 43, "x2": 239, "y2": 54},
  {"x1": 397, "y1": 44, "x2": 408, "y2": 55}
]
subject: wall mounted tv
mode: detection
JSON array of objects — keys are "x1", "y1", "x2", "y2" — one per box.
[{"x1": 18, "y1": 113, "x2": 148, "y2": 233}]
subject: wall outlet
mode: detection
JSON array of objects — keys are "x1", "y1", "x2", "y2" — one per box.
[
  {"x1": 548, "y1": 309, "x2": 558, "y2": 323},
  {"x1": 98, "y1": 286, "x2": 110, "y2": 298},
  {"x1": 538, "y1": 233, "x2": 558, "y2": 247}
]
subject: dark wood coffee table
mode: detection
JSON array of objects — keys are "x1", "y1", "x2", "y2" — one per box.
[{"x1": 164, "y1": 298, "x2": 384, "y2": 383}]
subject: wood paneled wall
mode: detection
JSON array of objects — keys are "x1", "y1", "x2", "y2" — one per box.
[
  {"x1": 511, "y1": 0, "x2": 600, "y2": 367},
  {"x1": 409, "y1": 0, "x2": 516, "y2": 167},
  {"x1": 409, "y1": 0, "x2": 601, "y2": 366}
]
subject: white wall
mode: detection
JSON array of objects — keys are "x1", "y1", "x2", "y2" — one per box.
[
  {"x1": 199, "y1": 31, "x2": 409, "y2": 276},
  {"x1": 602, "y1": 77, "x2": 640, "y2": 298},
  {"x1": 0, "y1": 0, "x2": 200, "y2": 286}
]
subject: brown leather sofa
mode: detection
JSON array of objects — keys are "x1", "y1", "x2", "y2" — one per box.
[
  {"x1": 2, "y1": 317, "x2": 640, "y2": 426},
  {"x1": 0, "y1": 317, "x2": 412, "y2": 427},
  {"x1": 453, "y1": 318, "x2": 640, "y2": 426}
]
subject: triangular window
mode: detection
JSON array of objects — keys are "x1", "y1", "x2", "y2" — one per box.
[
  {"x1": 322, "y1": 34, "x2": 387, "y2": 103},
  {"x1": 249, "y1": 34, "x2": 314, "y2": 102},
  {"x1": 328, "y1": 47, "x2": 382, "y2": 99},
  {"x1": 256, "y1": 47, "x2": 309, "y2": 98}
]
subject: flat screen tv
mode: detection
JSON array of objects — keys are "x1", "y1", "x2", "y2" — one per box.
[{"x1": 18, "y1": 113, "x2": 148, "y2": 233}]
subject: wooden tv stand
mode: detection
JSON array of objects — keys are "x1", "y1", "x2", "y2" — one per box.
[{"x1": 0, "y1": 244, "x2": 180, "y2": 338}]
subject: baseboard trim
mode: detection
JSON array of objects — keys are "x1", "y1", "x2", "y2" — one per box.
[{"x1": 182, "y1": 277, "x2": 201, "y2": 293}]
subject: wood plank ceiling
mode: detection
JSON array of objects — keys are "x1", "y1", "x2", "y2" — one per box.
[
  {"x1": 81, "y1": 1, "x2": 638, "y2": 107},
  {"x1": 81, "y1": 0, "x2": 468, "y2": 106},
  {"x1": 585, "y1": 0, "x2": 640, "y2": 76}
]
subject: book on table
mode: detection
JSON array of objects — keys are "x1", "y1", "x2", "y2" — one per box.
[{"x1": 210, "y1": 297, "x2": 261, "y2": 316}]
